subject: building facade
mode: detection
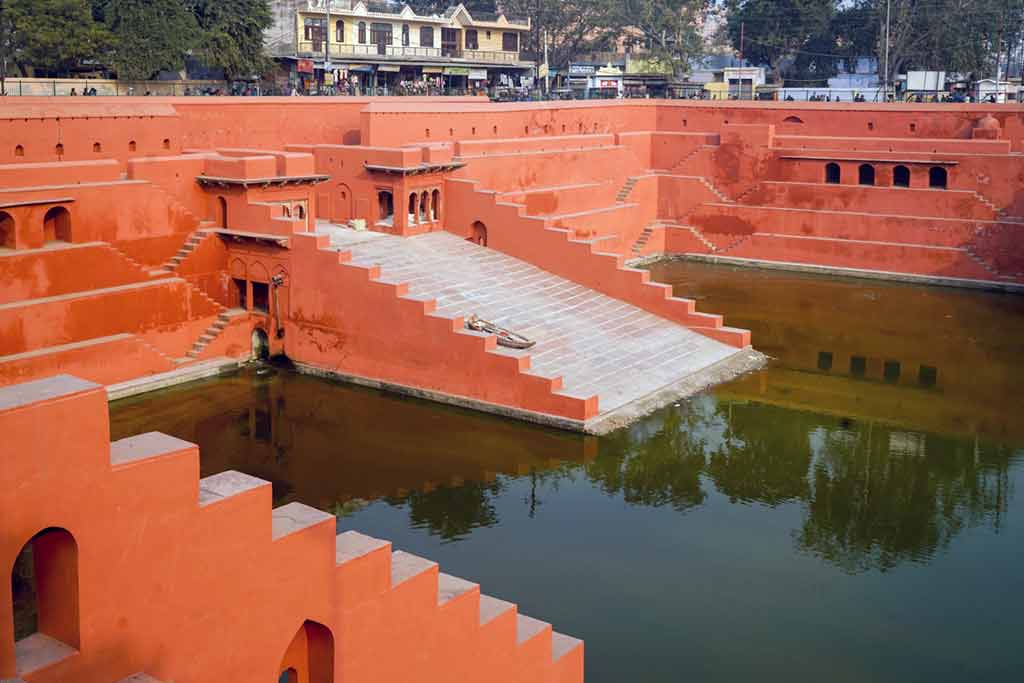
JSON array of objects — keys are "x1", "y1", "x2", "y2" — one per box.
[{"x1": 270, "y1": 1, "x2": 534, "y2": 95}]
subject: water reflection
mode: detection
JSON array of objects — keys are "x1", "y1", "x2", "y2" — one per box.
[
  {"x1": 107, "y1": 263, "x2": 1024, "y2": 683},
  {"x1": 111, "y1": 366, "x2": 1021, "y2": 574}
]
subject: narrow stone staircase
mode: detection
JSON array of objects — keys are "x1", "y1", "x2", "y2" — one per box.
[
  {"x1": 153, "y1": 228, "x2": 214, "y2": 276},
  {"x1": 616, "y1": 177, "x2": 639, "y2": 203},
  {"x1": 179, "y1": 308, "x2": 247, "y2": 363},
  {"x1": 630, "y1": 226, "x2": 654, "y2": 256},
  {"x1": 327, "y1": 227, "x2": 743, "y2": 417}
]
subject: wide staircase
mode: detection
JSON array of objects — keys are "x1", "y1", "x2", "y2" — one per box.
[
  {"x1": 325, "y1": 228, "x2": 745, "y2": 421},
  {"x1": 1, "y1": 375, "x2": 584, "y2": 682}
]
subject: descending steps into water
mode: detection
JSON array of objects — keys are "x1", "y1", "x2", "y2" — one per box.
[{"x1": 326, "y1": 228, "x2": 751, "y2": 420}]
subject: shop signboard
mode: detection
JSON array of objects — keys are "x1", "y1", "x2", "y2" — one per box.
[
  {"x1": 444, "y1": 67, "x2": 471, "y2": 76},
  {"x1": 297, "y1": 59, "x2": 315, "y2": 74},
  {"x1": 469, "y1": 69, "x2": 488, "y2": 81}
]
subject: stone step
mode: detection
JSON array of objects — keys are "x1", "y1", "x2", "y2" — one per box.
[
  {"x1": 335, "y1": 530, "x2": 389, "y2": 566},
  {"x1": 110, "y1": 432, "x2": 194, "y2": 468},
  {"x1": 437, "y1": 572, "x2": 478, "y2": 606},
  {"x1": 552, "y1": 632, "x2": 583, "y2": 662},
  {"x1": 390, "y1": 550, "x2": 437, "y2": 588},
  {"x1": 271, "y1": 502, "x2": 334, "y2": 540},
  {"x1": 478, "y1": 594, "x2": 516, "y2": 626},
  {"x1": 516, "y1": 614, "x2": 551, "y2": 645},
  {"x1": 198, "y1": 470, "x2": 268, "y2": 507}
]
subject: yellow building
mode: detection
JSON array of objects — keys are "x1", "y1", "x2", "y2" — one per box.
[{"x1": 289, "y1": 1, "x2": 533, "y2": 94}]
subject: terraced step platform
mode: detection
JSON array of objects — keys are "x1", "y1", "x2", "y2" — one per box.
[{"x1": 326, "y1": 228, "x2": 759, "y2": 430}]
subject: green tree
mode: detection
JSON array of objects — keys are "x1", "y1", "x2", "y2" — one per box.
[
  {"x1": 503, "y1": 0, "x2": 619, "y2": 68},
  {"x1": 608, "y1": 0, "x2": 709, "y2": 75},
  {"x1": 0, "y1": 0, "x2": 110, "y2": 77},
  {"x1": 724, "y1": 0, "x2": 838, "y2": 82},
  {"x1": 836, "y1": 0, "x2": 1024, "y2": 86},
  {"x1": 101, "y1": 0, "x2": 198, "y2": 79},
  {"x1": 187, "y1": 0, "x2": 273, "y2": 79}
]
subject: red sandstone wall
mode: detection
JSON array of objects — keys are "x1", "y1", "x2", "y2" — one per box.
[
  {"x1": 0, "y1": 244, "x2": 150, "y2": 304},
  {"x1": 286, "y1": 234, "x2": 596, "y2": 422},
  {"x1": 0, "y1": 279, "x2": 219, "y2": 356},
  {"x1": 444, "y1": 178, "x2": 749, "y2": 347}
]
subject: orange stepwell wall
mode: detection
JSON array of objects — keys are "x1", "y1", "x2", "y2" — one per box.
[
  {"x1": 0, "y1": 278, "x2": 220, "y2": 355},
  {"x1": 0, "y1": 334, "x2": 174, "y2": 387},
  {"x1": 0, "y1": 244, "x2": 150, "y2": 305},
  {"x1": 360, "y1": 100, "x2": 659, "y2": 147},
  {"x1": 286, "y1": 234, "x2": 597, "y2": 422},
  {"x1": 0, "y1": 375, "x2": 584, "y2": 682},
  {"x1": 652, "y1": 101, "x2": 1024, "y2": 152},
  {"x1": 444, "y1": 178, "x2": 749, "y2": 347},
  {"x1": 742, "y1": 182, "x2": 999, "y2": 220}
]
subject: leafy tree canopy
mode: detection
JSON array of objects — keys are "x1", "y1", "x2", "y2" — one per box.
[
  {"x1": 1, "y1": 0, "x2": 111, "y2": 77},
  {"x1": 100, "y1": 0, "x2": 198, "y2": 80}
]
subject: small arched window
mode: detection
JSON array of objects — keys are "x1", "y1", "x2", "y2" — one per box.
[
  {"x1": 128, "y1": 140, "x2": 137, "y2": 152},
  {"x1": 402, "y1": 24, "x2": 410, "y2": 47},
  {"x1": 93, "y1": 142, "x2": 102, "y2": 153},
  {"x1": 358, "y1": 22, "x2": 366, "y2": 44},
  {"x1": 336, "y1": 20, "x2": 344, "y2": 43},
  {"x1": 929, "y1": 166, "x2": 948, "y2": 189},
  {"x1": 893, "y1": 165, "x2": 910, "y2": 187},
  {"x1": 858, "y1": 163, "x2": 875, "y2": 186},
  {"x1": 825, "y1": 162, "x2": 841, "y2": 184},
  {"x1": 15, "y1": 144, "x2": 25, "y2": 157}
]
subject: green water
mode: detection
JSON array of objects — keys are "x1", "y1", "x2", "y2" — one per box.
[{"x1": 109, "y1": 262, "x2": 1024, "y2": 683}]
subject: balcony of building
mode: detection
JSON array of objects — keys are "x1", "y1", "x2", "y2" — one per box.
[{"x1": 296, "y1": 41, "x2": 529, "y2": 66}]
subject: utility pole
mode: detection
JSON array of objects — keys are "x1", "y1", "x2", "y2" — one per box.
[
  {"x1": 543, "y1": 29, "x2": 550, "y2": 95},
  {"x1": 739, "y1": 21, "x2": 744, "y2": 66},
  {"x1": 324, "y1": 0, "x2": 332, "y2": 95},
  {"x1": 883, "y1": 0, "x2": 891, "y2": 101}
]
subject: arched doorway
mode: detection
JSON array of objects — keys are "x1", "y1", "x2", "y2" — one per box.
[
  {"x1": 0, "y1": 211, "x2": 14, "y2": 249},
  {"x1": 929, "y1": 166, "x2": 948, "y2": 189},
  {"x1": 893, "y1": 165, "x2": 910, "y2": 187},
  {"x1": 420, "y1": 190, "x2": 429, "y2": 223},
  {"x1": 377, "y1": 190, "x2": 394, "y2": 225},
  {"x1": 334, "y1": 184, "x2": 353, "y2": 224},
  {"x1": 858, "y1": 164, "x2": 875, "y2": 186},
  {"x1": 43, "y1": 207, "x2": 71, "y2": 243},
  {"x1": 278, "y1": 620, "x2": 334, "y2": 683},
  {"x1": 408, "y1": 193, "x2": 419, "y2": 225},
  {"x1": 431, "y1": 189, "x2": 441, "y2": 222},
  {"x1": 825, "y1": 163, "x2": 840, "y2": 184},
  {"x1": 251, "y1": 328, "x2": 270, "y2": 360},
  {"x1": 11, "y1": 528, "x2": 80, "y2": 672},
  {"x1": 470, "y1": 221, "x2": 487, "y2": 247},
  {"x1": 218, "y1": 196, "x2": 229, "y2": 228}
]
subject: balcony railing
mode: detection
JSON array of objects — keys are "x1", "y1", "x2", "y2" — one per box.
[
  {"x1": 462, "y1": 49, "x2": 521, "y2": 63},
  {"x1": 297, "y1": 42, "x2": 526, "y2": 63}
]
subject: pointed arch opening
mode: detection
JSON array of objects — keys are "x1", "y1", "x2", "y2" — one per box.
[
  {"x1": 893, "y1": 165, "x2": 910, "y2": 187},
  {"x1": 0, "y1": 211, "x2": 14, "y2": 249},
  {"x1": 431, "y1": 189, "x2": 441, "y2": 223},
  {"x1": 10, "y1": 528, "x2": 80, "y2": 675},
  {"x1": 929, "y1": 166, "x2": 948, "y2": 189},
  {"x1": 825, "y1": 162, "x2": 840, "y2": 184},
  {"x1": 408, "y1": 193, "x2": 419, "y2": 225},
  {"x1": 419, "y1": 190, "x2": 429, "y2": 223},
  {"x1": 43, "y1": 207, "x2": 71, "y2": 243},
  {"x1": 218, "y1": 196, "x2": 229, "y2": 228},
  {"x1": 470, "y1": 220, "x2": 487, "y2": 247},
  {"x1": 858, "y1": 163, "x2": 875, "y2": 186},
  {"x1": 278, "y1": 620, "x2": 334, "y2": 683}
]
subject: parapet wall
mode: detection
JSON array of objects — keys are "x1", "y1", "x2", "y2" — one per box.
[{"x1": 0, "y1": 375, "x2": 584, "y2": 682}]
